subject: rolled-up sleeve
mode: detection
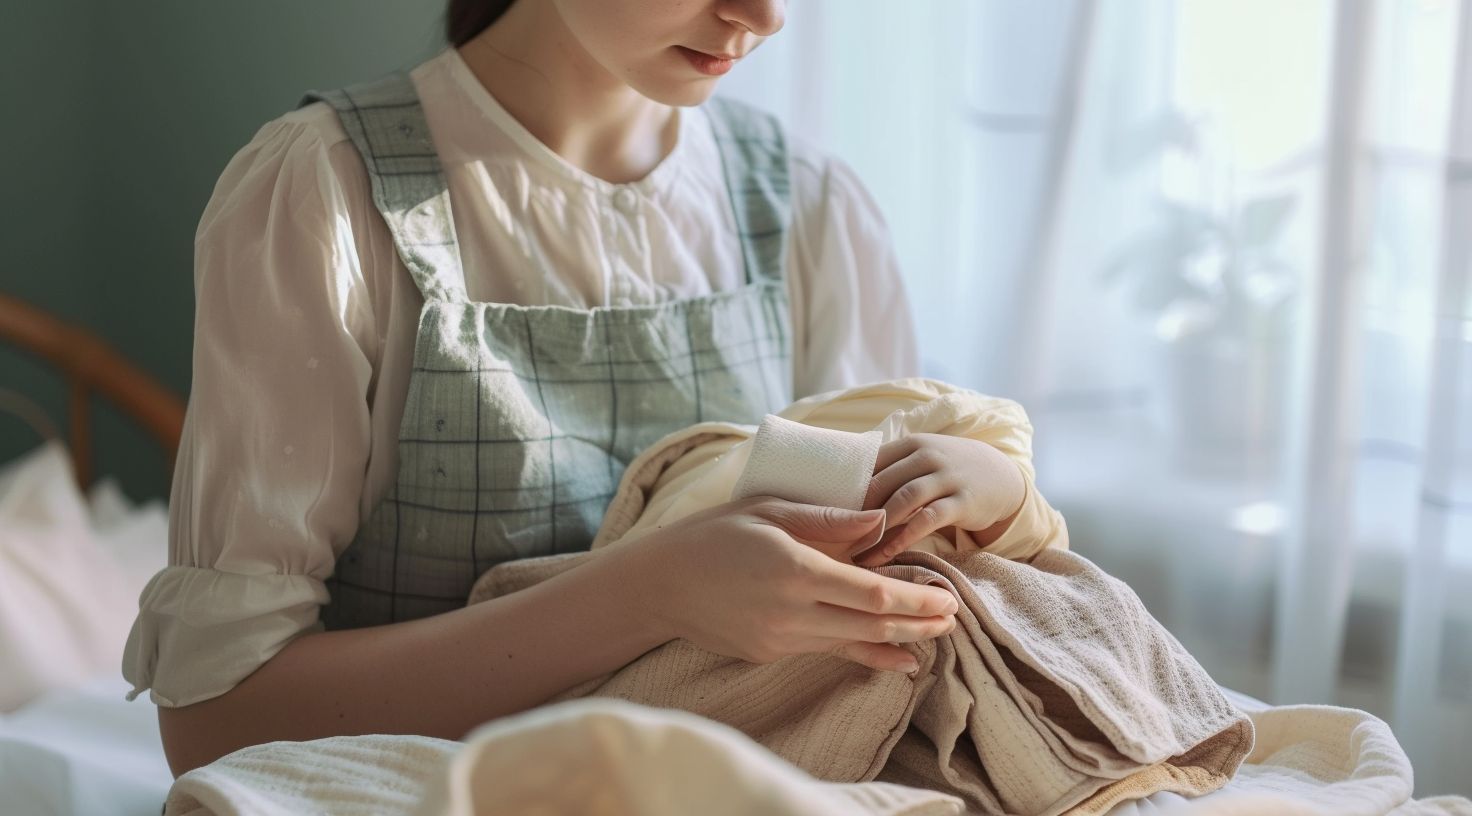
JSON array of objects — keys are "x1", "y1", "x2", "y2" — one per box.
[{"x1": 123, "y1": 110, "x2": 379, "y2": 708}]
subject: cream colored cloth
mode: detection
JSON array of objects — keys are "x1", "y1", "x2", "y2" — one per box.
[
  {"x1": 467, "y1": 378, "x2": 1253, "y2": 815},
  {"x1": 1112, "y1": 693, "x2": 1472, "y2": 816},
  {"x1": 123, "y1": 42, "x2": 922, "y2": 710},
  {"x1": 164, "y1": 699, "x2": 966, "y2": 816},
  {"x1": 155, "y1": 697, "x2": 1472, "y2": 816},
  {"x1": 584, "y1": 377, "x2": 1068, "y2": 562}
]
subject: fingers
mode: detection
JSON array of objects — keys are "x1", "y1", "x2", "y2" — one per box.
[
  {"x1": 870, "y1": 435, "x2": 921, "y2": 474},
  {"x1": 827, "y1": 641, "x2": 924, "y2": 673},
  {"x1": 863, "y1": 449, "x2": 935, "y2": 513},
  {"x1": 855, "y1": 495, "x2": 964, "y2": 568},
  {"x1": 798, "y1": 600, "x2": 956, "y2": 645},
  {"x1": 751, "y1": 499, "x2": 887, "y2": 557},
  {"x1": 878, "y1": 473, "x2": 951, "y2": 531},
  {"x1": 806, "y1": 558, "x2": 958, "y2": 618}
]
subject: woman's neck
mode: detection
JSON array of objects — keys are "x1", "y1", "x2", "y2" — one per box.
[{"x1": 458, "y1": 2, "x2": 680, "y2": 185}]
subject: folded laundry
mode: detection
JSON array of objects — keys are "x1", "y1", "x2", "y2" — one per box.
[
  {"x1": 731, "y1": 413, "x2": 884, "y2": 512},
  {"x1": 152, "y1": 377, "x2": 1469, "y2": 816},
  {"x1": 580, "y1": 377, "x2": 1067, "y2": 563},
  {"x1": 468, "y1": 377, "x2": 1254, "y2": 815}
]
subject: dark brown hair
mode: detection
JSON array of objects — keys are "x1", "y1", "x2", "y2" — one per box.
[{"x1": 446, "y1": 0, "x2": 517, "y2": 47}]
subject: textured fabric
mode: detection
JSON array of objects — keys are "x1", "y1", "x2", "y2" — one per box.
[
  {"x1": 870, "y1": 549, "x2": 1253, "y2": 815},
  {"x1": 462, "y1": 377, "x2": 1254, "y2": 813},
  {"x1": 150, "y1": 697, "x2": 1472, "y2": 816},
  {"x1": 455, "y1": 377, "x2": 1469, "y2": 815},
  {"x1": 464, "y1": 378, "x2": 1252, "y2": 815},
  {"x1": 1107, "y1": 694, "x2": 1472, "y2": 816},
  {"x1": 471, "y1": 553, "x2": 1252, "y2": 816},
  {"x1": 123, "y1": 43, "x2": 922, "y2": 708},
  {"x1": 292, "y1": 71, "x2": 796, "y2": 629},
  {"x1": 162, "y1": 699, "x2": 965, "y2": 816},
  {"x1": 731, "y1": 413, "x2": 883, "y2": 511}
]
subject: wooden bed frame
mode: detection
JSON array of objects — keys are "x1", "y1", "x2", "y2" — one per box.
[{"x1": 0, "y1": 291, "x2": 185, "y2": 489}]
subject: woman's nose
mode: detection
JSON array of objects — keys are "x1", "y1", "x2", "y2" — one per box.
[{"x1": 717, "y1": 0, "x2": 785, "y2": 38}]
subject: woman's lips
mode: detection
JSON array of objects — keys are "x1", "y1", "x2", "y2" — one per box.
[{"x1": 675, "y1": 45, "x2": 738, "y2": 76}]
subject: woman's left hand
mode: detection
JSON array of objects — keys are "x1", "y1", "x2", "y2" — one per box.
[{"x1": 854, "y1": 433, "x2": 1026, "y2": 567}]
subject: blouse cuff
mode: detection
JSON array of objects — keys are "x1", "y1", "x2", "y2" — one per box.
[{"x1": 122, "y1": 565, "x2": 329, "y2": 708}]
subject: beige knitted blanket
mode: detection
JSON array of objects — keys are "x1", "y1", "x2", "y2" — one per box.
[{"x1": 466, "y1": 378, "x2": 1254, "y2": 815}]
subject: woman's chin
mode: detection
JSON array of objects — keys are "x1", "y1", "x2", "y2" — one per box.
[{"x1": 630, "y1": 76, "x2": 722, "y2": 107}]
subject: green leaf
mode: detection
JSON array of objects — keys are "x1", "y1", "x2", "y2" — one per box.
[{"x1": 1236, "y1": 193, "x2": 1298, "y2": 247}]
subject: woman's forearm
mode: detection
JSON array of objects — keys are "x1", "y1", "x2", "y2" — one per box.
[{"x1": 157, "y1": 545, "x2": 670, "y2": 777}]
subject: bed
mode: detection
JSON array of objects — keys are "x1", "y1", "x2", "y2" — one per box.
[
  {"x1": 0, "y1": 292, "x2": 182, "y2": 815},
  {"x1": 2, "y1": 293, "x2": 1467, "y2": 816}
]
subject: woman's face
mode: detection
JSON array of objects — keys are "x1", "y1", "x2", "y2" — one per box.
[{"x1": 552, "y1": 0, "x2": 785, "y2": 105}]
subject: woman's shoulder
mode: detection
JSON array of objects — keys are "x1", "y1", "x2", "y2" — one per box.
[
  {"x1": 699, "y1": 95, "x2": 881, "y2": 236},
  {"x1": 197, "y1": 100, "x2": 373, "y2": 240},
  {"x1": 272, "y1": 99, "x2": 355, "y2": 150},
  {"x1": 217, "y1": 100, "x2": 364, "y2": 184},
  {"x1": 773, "y1": 126, "x2": 893, "y2": 269},
  {"x1": 785, "y1": 131, "x2": 868, "y2": 210},
  {"x1": 193, "y1": 100, "x2": 388, "y2": 343}
]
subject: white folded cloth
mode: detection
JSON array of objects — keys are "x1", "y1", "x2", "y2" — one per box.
[{"x1": 730, "y1": 413, "x2": 883, "y2": 511}]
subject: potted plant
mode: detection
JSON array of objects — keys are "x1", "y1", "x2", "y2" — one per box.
[{"x1": 1100, "y1": 184, "x2": 1301, "y2": 474}]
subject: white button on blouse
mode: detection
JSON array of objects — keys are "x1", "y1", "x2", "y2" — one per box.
[
  {"x1": 612, "y1": 185, "x2": 639, "y2": 215},
  {"x1": 122, "y1": 45, "x2": 922, "y2": 709}
]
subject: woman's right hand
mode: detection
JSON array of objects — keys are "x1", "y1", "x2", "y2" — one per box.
[{"x1": 617, "y1": 496, "x2": 959, "y2": 673}]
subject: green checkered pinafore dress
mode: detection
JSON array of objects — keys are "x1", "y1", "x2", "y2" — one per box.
[{"x1": 297, "y1": 72, "x2": 795, "y2": 630}]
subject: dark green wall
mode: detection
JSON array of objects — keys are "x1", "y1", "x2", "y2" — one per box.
[{"x1": 1, "y1": 2, "x2": 445, "y2": 501}]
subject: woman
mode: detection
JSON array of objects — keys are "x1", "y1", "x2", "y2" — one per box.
[{"x1": 126, "y1": 0, "x2": 1021, "y2": 778}]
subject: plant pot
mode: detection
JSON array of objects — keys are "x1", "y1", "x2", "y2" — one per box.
[{"x1": 1155, "y1": 328, "x2": 1291, "y2": 478}]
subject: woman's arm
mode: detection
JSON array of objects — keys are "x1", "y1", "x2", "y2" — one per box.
[
  {"x1": 157, "y1": 542, "x2": 665, "y2": 777},
  {"x1": 158, "y1": 495, "x2": 963, "y2": 777}
]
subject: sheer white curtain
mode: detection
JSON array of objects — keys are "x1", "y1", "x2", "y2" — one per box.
[{"x1": 723, "y1": 0, "x2": 1472, "y2": 797}]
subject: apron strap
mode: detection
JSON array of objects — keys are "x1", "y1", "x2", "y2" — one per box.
[
  {"x1": 298, "y1": 73, "x2": 470, "y2": 303},
  {"x1": 703, "y1": 96, "x2": 793, "y2": 287}
]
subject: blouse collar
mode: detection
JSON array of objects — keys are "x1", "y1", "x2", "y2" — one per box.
[{"x1": 438, "y1": 45, "x2": 692, "y2": 197}]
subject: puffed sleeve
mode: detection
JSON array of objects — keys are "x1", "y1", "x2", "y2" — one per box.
[
  {"x1": 121, "y1": 108, "x2": 380, "y2": 708},
  {"x1": 787, "y1": 146, "x2": 922, "y2": 399}
]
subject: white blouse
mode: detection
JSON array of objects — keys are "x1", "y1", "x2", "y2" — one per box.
[{"x1": 122, "y1": 45, "x2": 921, "y2": 708}]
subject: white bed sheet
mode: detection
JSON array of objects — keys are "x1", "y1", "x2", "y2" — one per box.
[
  {"x1": 0, "y1": 671, "x2": 172, "y2": 816},
  {"x1": 0, "y1": 669, "x2": 1270, "y2": 816}
]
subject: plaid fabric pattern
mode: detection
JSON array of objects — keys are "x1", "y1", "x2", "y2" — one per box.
[{"x1": 297, "y1": 73, "x2": 795, "y2": 629}]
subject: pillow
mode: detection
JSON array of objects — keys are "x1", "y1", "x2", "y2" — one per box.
[
  {"x1": 85, "y1": 475, "x2": 169, "y2": 604},
  {"x1": 0, "y1": 440, "x2": 152, "y2": 712}
]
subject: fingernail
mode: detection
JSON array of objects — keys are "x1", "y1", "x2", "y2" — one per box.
[
  {"x1": 943, "y1": 597, "x2": 958, "y2": 615},
  {"x1": 855, "y1": 510, "x2": 887, "y2": 553},
  {"x1": 898, "y1": 658, "x2": 920, "y2": 673}
]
